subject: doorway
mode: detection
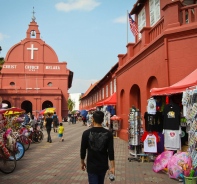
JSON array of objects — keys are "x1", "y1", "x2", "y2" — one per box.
[{"x1": 21, "y1": 100, "x2": 32, "y2": 114}]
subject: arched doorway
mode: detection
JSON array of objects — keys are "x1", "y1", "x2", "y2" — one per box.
[
  {"x1": 147, "y1": 76, "x2": 158, "y2": 98},
  {"x1": 42, "y1": 101, "x2": 53, "y2": 110},
  {"x1": 120, "y1": 89, "x2": 125, "y2": 114},
  {"x1": 129, "y1": 84, "x2": 141, "y2": 110},
  {"x1": 2, "y1": 100, "x2": 11, "y2": 108},
  {"x1": 21, "y1": 101, "x2": 32, "y2": 114}
]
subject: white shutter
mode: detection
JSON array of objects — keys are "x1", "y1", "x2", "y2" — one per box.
[
  {"x1": 155, "y1": 0, "x2": 160, "y2": 22},
  {"x1": 149, "y1": 0, "x2": 155, "y2": 26},
  {"x1": 149, "y1": 0, "x2": 160, "y2": 26},
  {"x1": 138, "y1": 7, "x2": 146, "y2": 39}
]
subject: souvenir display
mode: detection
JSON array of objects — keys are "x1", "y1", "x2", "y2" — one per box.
[{"x1": 128, "y1": 107, "x2": 143, "y2": 160}]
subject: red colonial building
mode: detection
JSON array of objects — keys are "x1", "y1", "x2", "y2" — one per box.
[
  {"x1": 80, "y1": 0, "x2": 197, "y2": 141},
  {"x1": 0, "y1": 15, "x2": 73, "y2": 120}
]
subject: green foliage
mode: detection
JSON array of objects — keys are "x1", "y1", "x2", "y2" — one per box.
[
  {"x1": 67, "y1": 98, "x2": 75, "y2": 112},
  {"x1": 0, "y1": 57, "x2": 4, "y2": 65},
  {"x1": 0, "y1": 57, "x2": 4, "y2": 72}
]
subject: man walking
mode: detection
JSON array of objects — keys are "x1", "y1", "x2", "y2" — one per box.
[
  {"x1": 45, "y1": 113, "x2": 53, "y2": 143},
  {"x1": 80, "y1": 111, "x2": 115, "y2": 184}
]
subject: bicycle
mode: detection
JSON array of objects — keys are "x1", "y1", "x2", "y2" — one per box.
[
  {"x1": 23, "y1": 125, "x2": 44, "y2": 143},
  {"x1": 3, "y1": 128, "x2": 25, "y2": 161},
  {"x1": 12, "y1": 129, "x2": 31, "y2": 151},
  {"x1": 9, "y1": 141, "x2": 25, "y2": 161},
  {"x1": 0, "y1": 141, "x2": 16, "y2": 174}
]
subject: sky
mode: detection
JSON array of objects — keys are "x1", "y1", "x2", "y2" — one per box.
[{"x1": 0, "y1": 0, "x2": 136, "y2": 93}]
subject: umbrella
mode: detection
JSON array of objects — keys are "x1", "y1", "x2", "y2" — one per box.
[
  {"x1": 167, "y1": 152, "x2": 192, "y2": 179},
  {"x1": 110, "y1": 115, "x2": 121, "y2": 121},
  {"x1": 0, "y1": 109, "x2": 9, "y2": 114},
  {"x1": 39, "y1": 107, "x2": 56, "y2": 115},
  {"x1": 153, "y1": 150, "x2": 174, "y2": 173},
  {"x1": 80, "y1": 110, "x2": 88, "y2": 117},
  {"x1": 4, "y1": 107, "x2": 25, "y2": 116}
]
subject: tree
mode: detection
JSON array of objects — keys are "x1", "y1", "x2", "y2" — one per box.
[
  {"x1": 67, "y1": 98, "x2": 75, "y2": 112},
  {"x1": 0, "y1": 57, "x2": 4, "y2": 71}
]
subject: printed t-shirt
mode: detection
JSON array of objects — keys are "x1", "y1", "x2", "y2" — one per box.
[
  {"x1": 163, "y1": 103, "x2": 180, "y2": 130},
  {"x1": 164, "y1": 129, "x2": 181, "y2": 150},
  {"x1": 143, "y1": 134, "x2": 157, "y2": 153},
  {"x1": 147, "y1": 98, "x2": 156, "y2": 115}
]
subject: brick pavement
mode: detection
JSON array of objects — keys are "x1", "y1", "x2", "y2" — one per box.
[{"x1": 0, "y1": 122, "x2": 181, "y2": 184}]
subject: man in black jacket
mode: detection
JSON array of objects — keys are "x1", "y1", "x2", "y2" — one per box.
[{"x1": 80, "y1": 111, "x2": 115, "y2": 184}]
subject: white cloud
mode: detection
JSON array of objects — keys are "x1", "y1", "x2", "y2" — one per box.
[
  {"x1": 0, "y1": 33, "x2": 8, "y2": 41},
  {"x1": 68, "y1": 78, "x2": 98, "y2": 93},
  {"x1": 113, "y1": 16, "x2": 127, "y2": 24},
  {"x1": 55, "y1": 0, "x2": 101, "y2": 12},
  {"x1": 0, "y1": 33, "x2": 4, "y2": 41}
]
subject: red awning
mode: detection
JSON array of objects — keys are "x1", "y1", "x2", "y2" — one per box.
[
  {"x1": 150, "y1": 68, "x2": 197, "y2": 96},
  {"x1": 96, "y1": 92, "x2": 116, "y2": 106}
]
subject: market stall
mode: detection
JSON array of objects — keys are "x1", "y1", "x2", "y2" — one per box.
[
  {"x1": 110, "y1": 115, "x2": 121, "y2": 138},
  {"x1": 149, "y1": 69, "x2": 197, "y2": 182}
]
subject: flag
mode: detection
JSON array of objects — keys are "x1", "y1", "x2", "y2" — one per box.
[{"x1": 128, "y1": 14, "x2": 139, "y2": 36}]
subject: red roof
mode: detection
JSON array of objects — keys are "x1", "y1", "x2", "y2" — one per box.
[
  {"x1": 80, "y1": 81, "x2": 99, "y2": 99},
  {"x1": 96, "y1": 92, "x2": 116, "y2": 106},
  {"x1": 150, "y1": 68, "x2": 197, "y2": 96}
]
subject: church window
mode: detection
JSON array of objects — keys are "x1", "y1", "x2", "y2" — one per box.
[
  {"x1": 114, "y1": 78, "x2": 116, "y2": 93},
  {"x1": 106, "y1": 85, "x2": 108, "y2": 98},
  {"x1": 138, "y1": 7, "x2": 146, "y2": 40},
  {"x1": 47, "y1": 82, "x2": 52, "y2": 87},
  {"x1": 110, "y1": 81, "x2": 112, "y2": 96},
  {"x1": 10, "y1": 82, "x2": 15, "y2": 86},
  {"x1": 149, "y1": 0, "x2": 160, "y2": 27}
]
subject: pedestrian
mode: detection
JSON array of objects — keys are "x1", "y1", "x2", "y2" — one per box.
[
  {"x1": 71, "y1": 114, "x2": 74, "y2": 124},
  {"x1": 29, "y1": 114, "x2": 36, "y2": 130},
  {"x1": 86, "y1": 111, "x2": 93, "y2": 127},
  {"x1": 45, "y1": 113, "x2": 53, "y2": 143},
  {"x1": 52, "y1": 112, "x2": 59, "y2": 133},
  {"x1": 58, "y1": 123, "x2": 64, "y2": 142},
  {"x1": 68, "y1": 116, "x2": 71, "y2": 125},
  {"x1": 82, "y1": 116, "x2": 86, "y2": 126},
  {"x1": 80, "y1": 111, "x2": 115, "y2": 184},
  {"x1": 24, "y1": 112, "x2": 30, "y2": 125}
]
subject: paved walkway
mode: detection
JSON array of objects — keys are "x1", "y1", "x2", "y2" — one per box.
[{"x1": 0, "y1": 122, "x2": 181, "y2": 184}]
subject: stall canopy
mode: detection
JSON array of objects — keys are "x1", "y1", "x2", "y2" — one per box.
[
  {"x1": 96, "y1": 92, "x2": 116, "y2": 106},
  {"x1": 150, "y1": 68, "x2": 197, "y2": 96}
]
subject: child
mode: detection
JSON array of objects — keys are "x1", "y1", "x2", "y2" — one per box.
[{"x1": 58, "y1": 123, "x2": 64, "y2": 142}]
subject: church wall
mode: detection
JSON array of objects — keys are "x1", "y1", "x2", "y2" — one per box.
[
  {"x1": 116, "y1": 43, "x2": 166, "y2": 140},
  {"x1": 0, "y1": 19, "x2": 72, "y2": 121}
]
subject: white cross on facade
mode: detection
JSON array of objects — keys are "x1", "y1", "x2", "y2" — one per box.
[{"x1": 27, "y1": 44, "x2": 38, "y2": 60}]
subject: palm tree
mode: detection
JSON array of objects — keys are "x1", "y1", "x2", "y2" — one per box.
[
  {"x1": 0, "y1": 57, "x2": 4, "y2": 71},
  {"x1": 67, "y1": 98, "x2": 75, "y2": 112}
]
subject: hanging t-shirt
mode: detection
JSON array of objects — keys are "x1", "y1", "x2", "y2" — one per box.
[
  {"x1": 144, "y1": 111, "x2": 163, "y2": 132},
  {"x1": 147, "y1": 98, "x2": 156, "y2": 115},
  {"x1": 164, "y1": 129, "x2": 181, "y2": 150},
  {"x1": 156, "y1": 111, "x2": 164, "y2": 132},
  {"x1": 143, "y1": 134, "x2": 157, "y2": 153},
  {"x1": 144, "y1": 112, "x2": 157, "y2": 132},
  {"x1": 163, "y1": 103, "x2": 180, "y2": 130}
]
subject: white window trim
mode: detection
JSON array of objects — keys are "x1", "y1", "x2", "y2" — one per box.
[
  {"x1": 149, "y1": 0, "x2": 160, "y2": 27},
  {"x1": 138, "y1": 7, "x2": 146, "y2": 40}
]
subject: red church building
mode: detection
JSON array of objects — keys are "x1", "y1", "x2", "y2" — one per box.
[
  {"x1": 0, "y1": 14, "x2": 73, "y2": 120},
  {"x1": 80, "y1": 0, "x2": 197, "y2": 141}
]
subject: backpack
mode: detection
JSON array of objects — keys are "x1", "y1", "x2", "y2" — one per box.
[{"x1": 53, "y1": 115, "x2": 58, "y2": 122}]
